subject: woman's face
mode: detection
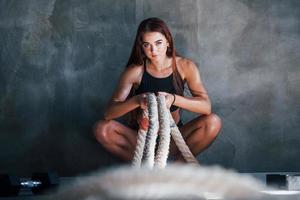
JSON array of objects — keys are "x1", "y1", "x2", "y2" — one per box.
[{"x1": 141, "y1": 32, "x2": 169, "y2": 61}]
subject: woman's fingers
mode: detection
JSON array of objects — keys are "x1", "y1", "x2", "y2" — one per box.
[
  {"x1": 140, "y1": 92, "x2": 175, "y2": 109},
  {"x1": 157, "y1": 91, "x2": 167, "y2": 96},
  {"x1": 139, "y1": 117, "x2": 149, "y2": 131},
  {"x1": 141, "y1": 94, "x2": 148, "y2": 109},
  {"x1": 157, "y1": 92, "x2": 173, "y2": 108}
]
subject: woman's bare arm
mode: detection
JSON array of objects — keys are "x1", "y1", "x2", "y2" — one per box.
[
  {"x1": 174, "y1": 58, "x2": 211, "y2": 115},
  {"x1": 104, "y1": 65, "x2": 143, "y2": 120}
]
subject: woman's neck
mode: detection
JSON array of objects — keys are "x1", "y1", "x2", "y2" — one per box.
[{"x1": 147, "y1": 57, "x2": 172, "y2": 72}]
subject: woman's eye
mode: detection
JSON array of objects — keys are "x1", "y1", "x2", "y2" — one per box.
[
  {"x1": 143, "y1": 43, "x2": 150, "y2": 48},
  {"x1": 156, "y1": 41, "x2": 162, "y2": 46}
]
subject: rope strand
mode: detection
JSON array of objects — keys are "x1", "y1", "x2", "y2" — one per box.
[
  {"x1": 154, "y1": 95, "x2": 171, "y2": 168},
  {"x1": 142, "y1": 93, "x2": 159, "y2": 168}
]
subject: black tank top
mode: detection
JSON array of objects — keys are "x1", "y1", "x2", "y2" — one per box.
[{"x1": 135, "y1": 63, "x2": 179, "y2": 112}]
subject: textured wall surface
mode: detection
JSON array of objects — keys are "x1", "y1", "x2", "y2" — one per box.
[{"x1": 0, "y1": 0, "x2": 299, "y2": 176}]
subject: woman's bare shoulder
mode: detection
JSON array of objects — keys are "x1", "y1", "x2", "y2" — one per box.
[
  {"x1": 177, "y1": 56, "x2": 197, "y2": 68},
  {"x1": 123, "y1": 64, "x2": 144, "y2": 84},
  {"x1": 126, "y1": 63, "x2": 143, "y2": 72},
  {"x1": 176, "y1": 56, "x2": 199, "y2": 80}
]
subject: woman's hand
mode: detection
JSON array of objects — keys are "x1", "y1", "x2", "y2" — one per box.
[
  {"x1": 136, "y1": 93, "x2": 150, "y2": 130},
  {"x1": 136, "y1": 93, "x2": 148, "y2": 109},
  {"x1": 137, "y1": 111, "x2": 149, "y2": 131},
  {"x1": 157, "y1": 92, "x2": 175, "y2": 109}
]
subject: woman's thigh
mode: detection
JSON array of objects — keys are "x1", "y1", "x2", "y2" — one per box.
[
  {"x1": 168, "y1": 115, "x2": 208, "y2": 155},
  {"x1": 179, "y1": 115, "x2": 208, "y2": 139},
  {"x1": 94, "y1": 119, "x2": 138, "y2": 147}
]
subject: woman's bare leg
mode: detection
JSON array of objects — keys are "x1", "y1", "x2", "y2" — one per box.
[
  {"x1": 170, "y1": 113, "x2": 222, "y2": 162},
  {"x1": 94, "y1": 113, "x2": 221, "y2": 163},
  {"x1": 93, "y1": 120, "x2": 137, "y2": 161}
]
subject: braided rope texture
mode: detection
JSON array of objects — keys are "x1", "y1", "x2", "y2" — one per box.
[
  {"x1": 132, "y1": 93, "x2": 198, "y2": 168},
  {"x1": 169, "y1": 111, "x2": 198, "y2": 165},
  {"x1": 154, "y1": 95, "x2": 171, "y2": 168},
  {"x1": 143, "y1": 93, "x2": 159, "y2": 168},
  {"x1": 132, "y1": 108, "x2": 148, "y2": 167}
]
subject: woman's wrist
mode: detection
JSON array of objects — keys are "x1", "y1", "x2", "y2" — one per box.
[
  {"x1": 171, "y1": 93, "x2": 176, "y2": 106},
  {"x1": 131, "y1": 95, "x2": 141, "y2": 107}
]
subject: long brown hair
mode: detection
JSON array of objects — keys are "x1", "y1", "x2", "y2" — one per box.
[
  {"x1": 126, "y1": 18, "x2": 184, "y2": 128},
  {"x1": 126, "y1": 17, "x2": 184, "y2": 95}
]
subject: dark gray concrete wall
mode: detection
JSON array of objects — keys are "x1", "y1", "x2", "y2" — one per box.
[{"x1": 0, "y1": 0, "x2": 299, "y2": 176}]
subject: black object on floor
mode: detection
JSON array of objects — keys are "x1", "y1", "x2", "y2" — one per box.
[
  {"x1": 266, "y1": 174, "x2": 287, "y2": 189},
  {"x1": 0, "y1": 172, "x2": 59, "y2": 197}
]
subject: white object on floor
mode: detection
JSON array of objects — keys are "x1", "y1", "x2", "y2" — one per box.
[
  {"x1": 287, "y1": 175, "x2": 300, "y2": 190},
  {"x1": 49, "y1": 164, "x2": 272, "y2": 200}
]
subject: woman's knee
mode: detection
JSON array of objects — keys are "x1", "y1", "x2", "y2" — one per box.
[
  {"x1": 205, "y1": 113, "x2": 222, "y2": 138},
  {"x1": 93, "y1": 120, "x2": 112, "y2": 145},
  {"x1": 192, "y1": 113, "x2": 221, "y2": 138}
]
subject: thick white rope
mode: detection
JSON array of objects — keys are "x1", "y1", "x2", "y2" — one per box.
[
  {"x1": 142, "y1": 93, "x2": 159, "y2": 168},
  {"x1": 132, "y1": 93, "x2": 198, "y2": 168},
  {"x1": 168, "y1": 112, "x2": 199, "y2": 165},
  {"x1": 132, "y1": 108, "x2": 148, "y2": 168},
  {"x1": 154, "y1": 95, "x2": 171, "y2": 168}
]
